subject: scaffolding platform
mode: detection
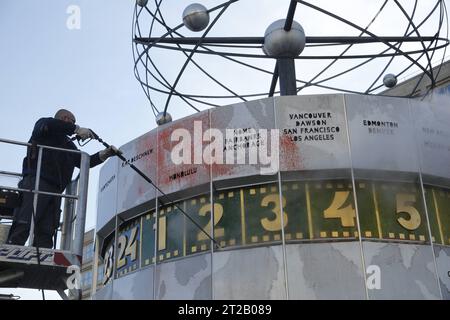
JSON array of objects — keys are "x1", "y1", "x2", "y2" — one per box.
[
  {"x1": 0, "y1": 137, "x2": 91, "y2": 298},
  {"x1": 0, "y1": 244, "x2": 81, "y2": 290}
]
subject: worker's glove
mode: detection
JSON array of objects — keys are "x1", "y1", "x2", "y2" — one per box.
[
  {"x1": 99, "y1": 145, "x2": 121, "y2": 161},
  {"x1": 74, "y1": 125, "x2": 94, "y2": 141}
]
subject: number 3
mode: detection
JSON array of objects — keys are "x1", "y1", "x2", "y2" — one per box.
[
  {"x1": 260, "y1": 194, "x2": 288, "y2": 231},
  {"x1": 103, "y1": 245, "x2": 114, "y2": 284}
]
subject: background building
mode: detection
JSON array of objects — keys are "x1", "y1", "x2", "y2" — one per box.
[
  {"x1": 383, "y1": 59, "x2": 450, "y2": 97},
  {"x1": 67, "y1": 228, "x2": 95, "y2": 300}
]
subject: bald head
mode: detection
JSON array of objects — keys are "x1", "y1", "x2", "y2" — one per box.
[{"x1": 55, "y1": 109, "x2": 76, "y2": 124}]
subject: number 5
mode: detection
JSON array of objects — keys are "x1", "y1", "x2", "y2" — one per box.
[{"x1": 396, "y1": 193, "x2": 421, "y2": 230}]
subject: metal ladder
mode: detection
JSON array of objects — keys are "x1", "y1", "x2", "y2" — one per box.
[{"x1": 0, "y1": 138, "x2": 90, "y2": 300}]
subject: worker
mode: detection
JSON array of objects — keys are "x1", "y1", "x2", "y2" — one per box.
[{"x1": 6, "y1": 109, "x2": 119, "y2": 248}]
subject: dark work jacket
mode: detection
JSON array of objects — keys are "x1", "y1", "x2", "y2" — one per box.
[{"x1": 22, "y1": 117, "x2": 103, "y2": 192}]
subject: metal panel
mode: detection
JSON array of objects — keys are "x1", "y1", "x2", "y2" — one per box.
[
  {"x1": 423, "y1": 185, "x2": 450, "y2": 246},
  {"x1": 275, "y1": 94, "x2": 350, "y2": 171},
  {"x1": 184, "y1": 195, "x2": 213, "y2": 257},
  {"x1": 286, "y1": 179, "x2": 358, "y2": 241},
  {"x1": 96, "y1": 157, "x2": 119, "y2": 231},
  {"x1": 240, "y1": 182, "x2": 285, "y2": 246},
  {"x1": 212, "y1": 188, "x2": 245, "y2": 249},
  {"x1": 156, "y1": 202, "x2": 185, "y2": 263},
  {"x1": 116, "y1": 131, "x2": 157, "y2": 214},
  {"x1": 412, "y1": 98, "x2": 450, "y2": 181},
  {"x1": 141, "y1": 211, "x2": 156, "y2": 268},
  {"x1": 363, "y1": 242, "x2": 440, "y2": 299},
  {"x1": 434, "y1": 245, "x2": 450, "y2": 300},
  {"x1": 111, "y1": 266, "x2": 154, "y2": 300},
  {"x1": 211, "y1": 98, "x2": 276, "y2": 181},
  {"x1": 345, "y1": 95, "x2": 419, "y2": 172},
  {"x1": 157, "y1": 111, "x2": 210, "y2": 195},
  {"x1": 154, "y1": 253, "x2": 212, "y2": 300},
  {"x1": 356, "y1": 180, "x2": 430, "y2": 243},
  {"x1": 155, "y1": 194, "x2": 214, "y2": 264},
  {"x1": 92, "y1": 282, "x2": 113, "y2": 300},
  {"x1": 101, "y1": 236, "x2": 115, "y2": 286},
  {"x1": 286, "y1": 242, "x2": 365, "y2": 299},
  {"x1": 212, "y1": 245, "x2": 286, "y2": 299}
]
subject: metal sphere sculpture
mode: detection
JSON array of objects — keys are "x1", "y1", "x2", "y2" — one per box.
[
  {"x1": 263, "y1": 19, "x2": 306, "y2": 57},
  {"x1": 182, "y1": 3, "x2": 210, "y2": 32},
  {"x1": 155, "y1": 111, "x2": 173, "y2": 126},
  {"x1": 383, "y1": 73, "x2": 398, "y2": 88},
  {"x1": 132, "y1": 0, "x2": 449, "y2": 120},
  {"x1": 137, "y1": 0, "x2": 148, "y2": 8}
]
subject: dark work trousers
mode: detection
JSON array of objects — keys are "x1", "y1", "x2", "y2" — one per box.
[{"x1": 6, "y1": 176, "x2": 62, "y2": 248}]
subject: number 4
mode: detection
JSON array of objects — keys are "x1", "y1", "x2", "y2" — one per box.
[
  {"x1": 116, "y1": 226, "x2": 139, "y2": 269},
  {"x1": 324, "y1": 191, "x2": 355, "y2": 227}
]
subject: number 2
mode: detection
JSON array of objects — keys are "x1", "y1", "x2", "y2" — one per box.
[
  {"x1": 116, "y1": 226, "x2": 138, "y2": 269},
  {"x1": 197, "y1": 203, "x2": 224, "y2": 241}
]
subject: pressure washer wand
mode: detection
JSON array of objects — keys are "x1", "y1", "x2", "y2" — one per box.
[{"x1": 90, "y1": 130, "x2": 221, "y2": 249}]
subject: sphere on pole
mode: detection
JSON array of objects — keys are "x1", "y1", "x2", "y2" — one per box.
[
  {"x1": 263, "y1": 19, "x2": 306, "y2": 57},
  {"x1": 183, "y1": 3, "x2": 210, "y2": 32}
]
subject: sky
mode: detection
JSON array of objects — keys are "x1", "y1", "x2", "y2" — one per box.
[{"x1": 0, "y1": 0, "x2": 449, "y2": 300}]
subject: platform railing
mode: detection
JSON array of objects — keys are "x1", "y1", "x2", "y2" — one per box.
[{"x1": 0, "y1": 137, "x2": 89, "y2": 258}]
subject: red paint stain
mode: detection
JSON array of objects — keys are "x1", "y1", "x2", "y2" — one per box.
[
  {"x1": 212, "y1": 162, "x2": 234, "y2": 180},
  {"x1": 157, "y1": 113, "x2": 210, "y2": 192},
  {"x1": 280, "y1": 134, "x2": 304, "y2": 171}
]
